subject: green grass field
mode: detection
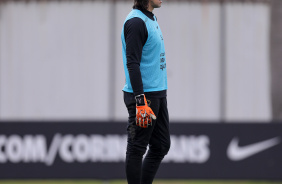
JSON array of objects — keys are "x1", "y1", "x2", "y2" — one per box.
[{"x1": 0, "y1": 180, "x2": 282, "y2": 184}]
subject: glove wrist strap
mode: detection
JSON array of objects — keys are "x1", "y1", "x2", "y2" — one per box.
[{"x1": 135, "y1": 94, "x2": 145, "y2": 106}]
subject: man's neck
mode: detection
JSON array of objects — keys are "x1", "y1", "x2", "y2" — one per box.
[{"x1": 147, "y1": 5, "x2": 154, "y2": 12}]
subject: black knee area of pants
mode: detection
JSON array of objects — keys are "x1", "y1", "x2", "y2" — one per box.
[
  {"x1": 157, "y1": 141, "x2": 170, "y2": 156},
  {"x1": 127, "y1": 143, "x2": 148, "y2": 158},
  {"x1": 161, "y1": 142, "x2": 170, "y2": 156},
  {"x1": 147, "y1": 140, "x2": 170, "y2": 159}
]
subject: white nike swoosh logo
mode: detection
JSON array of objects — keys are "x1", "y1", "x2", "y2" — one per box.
[{"x1": 227, "y1": 136, "x2": 281, "y2": 161}]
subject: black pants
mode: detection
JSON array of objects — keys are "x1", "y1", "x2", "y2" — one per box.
[{"x1": 123, "y1": 92, "x2": 170, "y2": 184}]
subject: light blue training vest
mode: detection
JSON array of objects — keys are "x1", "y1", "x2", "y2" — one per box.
[{"x1": 121, "y1": 9, "x2": 167, "y2": 93}]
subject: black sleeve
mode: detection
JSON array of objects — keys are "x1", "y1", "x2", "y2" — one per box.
[{"x1": 124, "y1": 17, "x2": 148, "y2": 96}]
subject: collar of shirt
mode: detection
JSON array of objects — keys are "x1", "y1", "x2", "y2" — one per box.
[{"x1": 134, "y1": 7, "x2": 155, "y2": 21}]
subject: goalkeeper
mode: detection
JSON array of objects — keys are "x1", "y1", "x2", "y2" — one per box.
[{"x1": 121, "y1": 0, "x2": 170, "y2": 183}]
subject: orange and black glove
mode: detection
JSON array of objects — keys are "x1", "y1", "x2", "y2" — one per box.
[{"x1": 135, "y1": 94, "x2": 156, "y2": 128}]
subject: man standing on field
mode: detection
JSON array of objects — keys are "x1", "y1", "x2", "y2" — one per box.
[{"x1": 121, "y1": 0, "x2": 170, "y2": 183}]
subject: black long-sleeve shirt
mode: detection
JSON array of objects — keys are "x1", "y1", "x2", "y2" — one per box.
[{"x1": 124, "y1": 8, "x2": 166, "y2": 98}]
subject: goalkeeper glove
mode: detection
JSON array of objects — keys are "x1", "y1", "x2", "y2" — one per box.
[{"x1": 135, "y1": 94, "x2": 156, "y2": 128}]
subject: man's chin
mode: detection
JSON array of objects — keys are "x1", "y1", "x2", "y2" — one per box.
[{"x1": 154, "y1": 4, "x2": 162, "y2": 8}]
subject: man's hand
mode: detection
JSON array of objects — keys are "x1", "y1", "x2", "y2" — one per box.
[{"x1": 135, "y1": 94, "x2": 156, "y2": 128}]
